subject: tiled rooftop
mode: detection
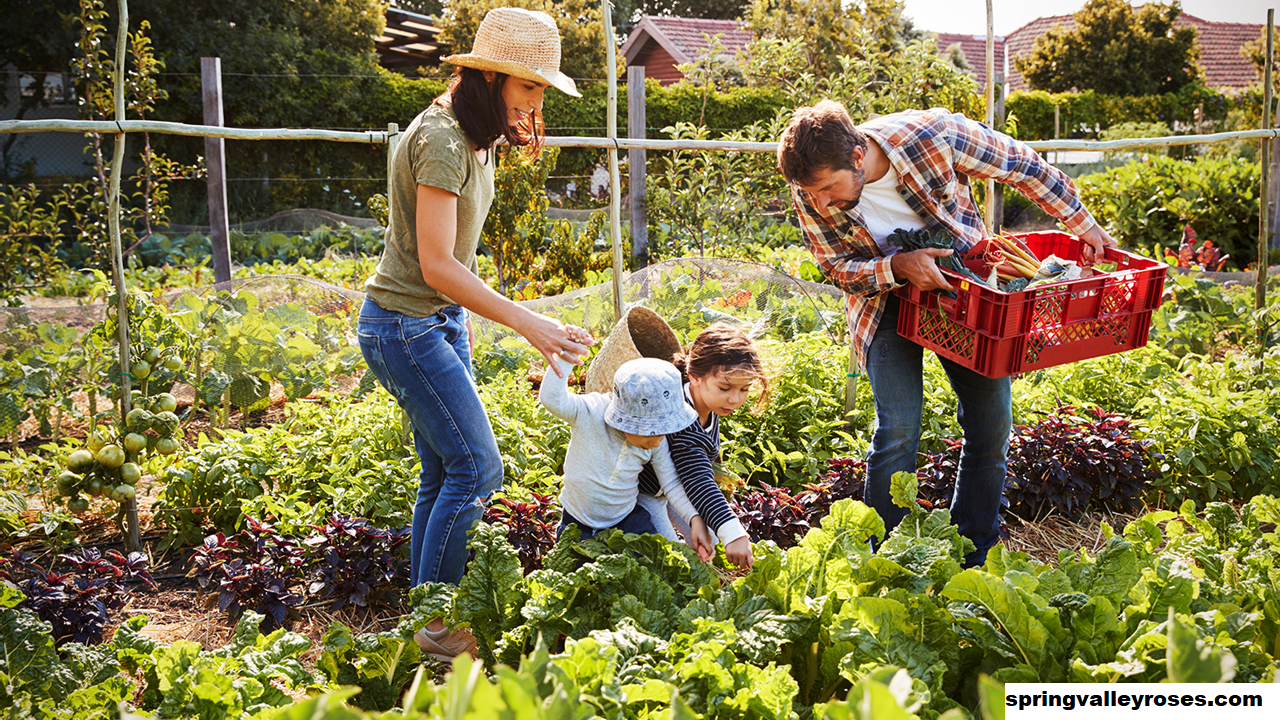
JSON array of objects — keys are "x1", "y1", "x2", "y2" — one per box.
[
  {"x1": 627, "y1": 16, "x2": 752, "y2": 64},
  {"x1": 933, "y1": 32, "x2": 1006, "y2": 88},
  {"x1": 999, "y1": 9, "x2": 1264, "y2": 91}
]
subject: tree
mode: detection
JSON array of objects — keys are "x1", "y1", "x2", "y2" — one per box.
[
  {"x1": 1015, "y1": 0, "x2": 1201, "y2": 96},
  {"x1": 745, "y1": 0, "x2": 922, "y2": 79},
  {"x1": 118, "y1": 0, "x2": 393, "y2": 220},
  {"x1": 1241, "y1": 26, "x2": 1278, "y2": 95},
  {"x1": 943, "y1": 43, "x2": 972, "y2": 76},
  {"x1": 396, "y1": 0, "x2": 444, "y2": 16},
  {"x1": 610, "y1": 1, "x2": 752, "y2": 34},
  {"x1": 0, "y1": 1, "x2": 80, "y2": 178},
  {"x1": 437, "y1": 0, "x2": 607, "y2": 82}
]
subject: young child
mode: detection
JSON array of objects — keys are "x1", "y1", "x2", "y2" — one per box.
[
  {"x1": 637, "y1": 323, "x2": 767, "y2": 571},
  {"x1": 540, "y1": 355, "x2": 713, "y2": 554}
]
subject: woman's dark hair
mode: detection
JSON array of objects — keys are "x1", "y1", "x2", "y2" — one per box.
[
  {"x1": 439, "y1": 67, "x2": 543, "y2": 156},
  {"x1": 675, "y1": 322, "x2": 770, "y2": 414}
]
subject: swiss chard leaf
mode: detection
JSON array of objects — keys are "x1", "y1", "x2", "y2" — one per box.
[{"x1": 453, "y1": 522, "x2": 531, "y2": 666}]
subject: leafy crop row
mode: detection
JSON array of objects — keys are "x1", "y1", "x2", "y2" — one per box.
[{"x1": 323, "y1": 480, "x2": 1278, "y2": 718}]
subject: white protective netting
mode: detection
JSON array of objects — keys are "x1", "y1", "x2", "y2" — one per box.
[{"x1": 0, "y1": 258, "x2": 846, "y2": 440}]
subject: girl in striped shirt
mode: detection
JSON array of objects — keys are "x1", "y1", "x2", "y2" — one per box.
[{"x1": 637, "y1": 323, "x2": 767, "y2": 570}]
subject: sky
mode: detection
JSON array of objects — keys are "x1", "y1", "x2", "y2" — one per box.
[{"x1": 898, "y1": 0, "x2": 1272, "y2": 37}]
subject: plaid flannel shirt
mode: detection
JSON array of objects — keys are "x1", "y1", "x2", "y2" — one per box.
[{"x1": 789, "y1": 108, "x2": 1098, "y2": 370}]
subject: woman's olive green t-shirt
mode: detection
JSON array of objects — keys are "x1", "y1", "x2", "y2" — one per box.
[{"x1": 365, "y1": 102, "x2": 494, "y2": 317}]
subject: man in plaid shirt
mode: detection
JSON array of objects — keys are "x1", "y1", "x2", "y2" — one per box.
[{"x1": 777, "y1": 101, "x2": 1116, "y2": 566}]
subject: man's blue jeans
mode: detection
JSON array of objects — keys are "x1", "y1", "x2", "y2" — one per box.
[
  {"x1": 357, "y1": 299, "x2": 503, "y2": 586},
  {"x1": 864, "y1": 295, "x2": 1011, "y2": 566}
]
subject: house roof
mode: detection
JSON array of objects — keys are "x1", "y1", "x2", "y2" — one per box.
[
  {"x1": 1004, "y1": 13, "x2": 1074, "y2": 91},
  {"x1": 933, "y1": 32, "x2": 1006, "y2": 88},
  {"x1": 1002, "y1": 9, "x2": 1263, "y2": 91},
  {"x1": 1185, "y1": 16, "x2": 1264, "y2": 90},
  {"x1": 620, "y1": 15, "x2": 753, "y2": 66}
]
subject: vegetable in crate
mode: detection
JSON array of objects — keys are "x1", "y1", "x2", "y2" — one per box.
[{"x1": 885, "y1": 228, "x2": 990, "y2": 293}]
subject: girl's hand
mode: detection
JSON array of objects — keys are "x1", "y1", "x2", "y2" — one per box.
[
  {"x1": 518, "y1": 313, "x2": 594, "y2": 378},
  {"x1": 688, "y1": 516, "x2": 715, "y2": 563},
  {"x1": 724, "y1": 536, "x2": 753, "y2": 571}
]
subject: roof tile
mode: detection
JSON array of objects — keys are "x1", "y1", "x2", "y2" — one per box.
[
  {"x1": 928, "y1": 8, "x2": 1264, "y2": 92},
  {"x1": 641, "y1": 16, "x2": 752, "y2": 64}
]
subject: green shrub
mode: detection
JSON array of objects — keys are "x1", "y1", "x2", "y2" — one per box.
[
  {"x1": 1005, "y1": 84, "x2": 1258, "y2": 141},
  {"x1": 1075, "y1": 155, "x2": 1261, "y2": 268}
]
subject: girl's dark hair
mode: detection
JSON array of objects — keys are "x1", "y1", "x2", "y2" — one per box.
[
  {"x1": 439, "y1": 67, "x2": 544, "y2": 156},
  {"x1": 675, "y1": 322, "x2": 770, "y2": 413}
]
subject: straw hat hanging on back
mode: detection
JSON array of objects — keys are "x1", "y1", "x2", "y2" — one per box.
[
  {"x1": 441, "y1": 8, "x2": 581, "y2": 98},
  {"x1": 585, "y1": 307, "x2": 684, "y2": 395}
]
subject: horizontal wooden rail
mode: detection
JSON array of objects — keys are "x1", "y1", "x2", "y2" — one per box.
[
  {"x1": 4, "y1": 118, "x2": 1278, "y2": 153},
  {"x1": 0, "y1": 118, "x2": 390, "y2": 144}
]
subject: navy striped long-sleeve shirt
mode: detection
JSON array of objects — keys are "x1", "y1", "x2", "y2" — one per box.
[{"x1": 637, "y1": 386, "x2": 747, "y2": 545}]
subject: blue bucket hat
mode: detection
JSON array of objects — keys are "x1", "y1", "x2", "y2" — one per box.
[{"x1": 604, "y1": 358, "x2": 698, "y2": 436}]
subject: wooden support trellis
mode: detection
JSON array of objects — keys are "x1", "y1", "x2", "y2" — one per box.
[{"x1": 2, "y1": 2, "x2": 1279, "y2": 550}]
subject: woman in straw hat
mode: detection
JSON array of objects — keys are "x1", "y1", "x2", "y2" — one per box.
[{"x1": 357, "y1": 7, "x2": 592, "y2": 661}]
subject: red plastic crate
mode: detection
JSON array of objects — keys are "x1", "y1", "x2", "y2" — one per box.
[{"x1": 894, "y1": 231, "x2": 1167, "y2": 378}]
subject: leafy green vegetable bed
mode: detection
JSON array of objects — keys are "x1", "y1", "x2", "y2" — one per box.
[{"x1": 4, "y1": 473, "x2": 1275, "y2": 719}]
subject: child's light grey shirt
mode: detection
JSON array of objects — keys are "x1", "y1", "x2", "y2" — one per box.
[{"x1": 540, "y1": 357, "x2": 698, "y2": 530}]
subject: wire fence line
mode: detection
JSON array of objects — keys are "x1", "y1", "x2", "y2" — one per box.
[{"x1": 4, "y1": 117, "x2": 1279, "y2": 153}]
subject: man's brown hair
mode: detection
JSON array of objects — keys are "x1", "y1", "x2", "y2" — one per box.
[{"x1": 776, "y1": 100, "x2": 866, "y2": 185}]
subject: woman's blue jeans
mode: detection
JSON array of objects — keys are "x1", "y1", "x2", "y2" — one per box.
[
  {"x1": 357, "y1": 299, "x2": 503, "y2": 586},
  {"x1": 864, "y1": 295, "x2": 1011, "y2": 566}
]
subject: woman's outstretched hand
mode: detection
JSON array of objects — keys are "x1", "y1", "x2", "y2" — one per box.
[{"x1": 519, "y1": 313, "x2": 594, "y2": 378}]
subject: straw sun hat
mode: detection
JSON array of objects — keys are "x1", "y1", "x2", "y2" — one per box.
[
  {"x1": 440, "y1": 7, "x2": 581, "y2": 98},
  {"x1": 585, "y1": 306, "x2": 684, "y2": 395}
]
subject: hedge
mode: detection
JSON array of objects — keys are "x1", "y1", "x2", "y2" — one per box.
[
  {"x1": 1006, "y1": 84, "x2": 1264, "y2": 141},
  {"x1": 159, "y1": 69, "x2": 1266, "y2": 221}
]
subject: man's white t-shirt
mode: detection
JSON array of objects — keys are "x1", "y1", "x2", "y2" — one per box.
[{"x1": 858, "y1": 164, "x2": 927, "y2": 256}]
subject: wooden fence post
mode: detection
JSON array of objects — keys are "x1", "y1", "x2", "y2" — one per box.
[
  {"x1": 1260, "y1": 10, "x2": 1274, "y2": 356},
  {"x1": 109, "y1": 0, "x2": 141, "y2": 555},
  {"x1": 983, "y1": 0, "x2": 995, "y2": 232},
  {"x1": 992, "y1": 72, "x2": 1006, "y2": 232},
  {"x1": 601, "y1": 0, "x2": 624, "y2": 322},
  {"x1": 201, "y1": 57, "x2": 232, "y2": 286},
  {"x1": 628, "y1": 65, "x2": 648, "y2": 261}
]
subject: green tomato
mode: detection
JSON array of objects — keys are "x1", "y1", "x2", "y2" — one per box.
[
  {"x1": 67, "y1": 496, "x2": 90, "y2": 513},
  {"x1": 86, "y1": 431, "x2": 109, "y2": 452},
  {"x1": 66, "y1": 449, "x2": 96, "y2": 473},
  {"x1": 153, "y1": 411, "x2": 181, "y2": 435},
  {"x1": 132, "y1": 360, "x2": 152, "y2": 380},
  {"x1": 96, "y1": 444, "x2": 126, "y2": 470},
  {"x1": 162, "y1": 355, "x2": 183, "y2": 371},
  {"x1": 115, "y1": 485, "x2": 136, "y2": 503},
  {"x1": 120, "y1": 462, "x2": 142, "y2": 486},
  {"x1": 154, "y1": 437, "x2": 180, "y2": 456},
  {"x1": 87, "y1": 477, "x2": 104, "y2": 497},
  {"x1": 55, "y1": 471, "x2": 79, "y2": 496},
  {"x1": 126, "y1": 408, "x2": 152, "y2": 431},
  {"x1": 152, "y1": 393, "x2": 178, "y2": 414},
  {"x1": 123, "y1": 433, "x2": 148, "y2": 453},
  {"x1": 143, "y1": 347, "x2": 161, "y2": 364}
]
